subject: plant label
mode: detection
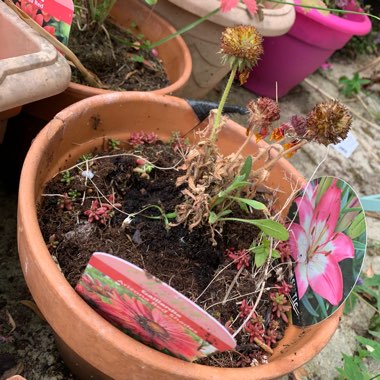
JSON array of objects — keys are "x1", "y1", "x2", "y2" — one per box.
[
  {"x1": 75, "y1": 252, "x2": 236, "y2": 361},
  {"x1": 332, "y1": 131, "x2": 359, "y2": 158},
  {"x1": 13, "y1": 0, "x2": 73, "y2": 45},
  {"x1": 287, "y1": 176, "x2": 366, "y2": 326}
]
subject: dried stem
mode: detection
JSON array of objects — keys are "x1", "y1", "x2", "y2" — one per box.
[
  {"x1": 304, "y1": 78, "x2": 380, "y2": 133},
  {"x1": 261, "y1": 140, "x2": 308, "y2": 171},
  {"x1": 356, "y1": 56, "x2": 380, "y2": 74},
  {"x1": 233, "y1": 238, "x2": 273, "y2": 338},
  {"x1": 58, "y1": 153, "x2": 182, "y2": 176},
  {"x1": 222, "y1": 265, "x2": 245, "y2": 305}
]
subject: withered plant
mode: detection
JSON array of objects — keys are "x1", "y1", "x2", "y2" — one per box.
[
  {"x1": 39, "y1": 24, "x2": 354, "y2": 367},
  {"x1": 171, "y1": 25, "x2": 352, "y2": 247}
]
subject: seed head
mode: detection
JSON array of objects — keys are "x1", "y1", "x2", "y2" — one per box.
[
  {"x1": 289, "y1": 115, "x2": 307, "y2": 138},
  {"x1": 256, "y1": 97, "x2": 281, "y2": 122},
  {"x1": 306, "y1": 100, "x2": 352, "y2": 146},
  {"x1": 220, "y1": 25, "x2": 263, "y2": 75},
  {"x1": 247, "y1": 97, "x2": 280, "y2": 135}
]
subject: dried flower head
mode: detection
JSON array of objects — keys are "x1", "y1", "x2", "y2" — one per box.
[
  {"x1": 220, "y1": 25, "x2": 263, "y2": 74},
  {"x1": 306, "y1": 100, "x2": 352, "y2": 146},
  {"x1": 247, "y1": 97, "x2": 280, "y2": 136},
  {"x1": 289, "y1": 115, "x2": 307, "y2": 138}
]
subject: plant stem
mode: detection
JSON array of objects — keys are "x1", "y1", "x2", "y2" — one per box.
[
  {"x1": 267, "y1": 0, "x2": 380, "y2": 21},
  {"x1": 148, "y1": 7, "x2": 220, "y2": 49},
  {"x1": 232, "y1": 129, "x2": 255, "y2": 161},
  {"x1": 222, "y1": 265, "x2": 245, "y2": 305},
  {"x1": 98, "y1": 0, "x2": 117, "y2": 25},
  {"x1": 211, "y1": 65, "x2": 238, "y2": 142},
  {"x1": 262, "y1": 140, "x2": 307, "y2": 171},
  {"x1": 352, "y1": 291, "x2": 380, "y2": 315}
]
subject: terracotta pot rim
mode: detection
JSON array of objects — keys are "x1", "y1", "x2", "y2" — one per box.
[{"x1": 18, "y1": 92, "x2": 341, "y2": 379}]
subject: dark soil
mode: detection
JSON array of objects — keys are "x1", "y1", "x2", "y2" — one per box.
[
  {"x1": 68, "y1": 21, "x2": 169, "y2": 91},
  {"x1": 37, "y1": 140, "x2": 290, "y2": 368}
]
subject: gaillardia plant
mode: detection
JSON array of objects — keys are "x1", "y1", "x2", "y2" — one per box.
[{"x1": 18, "y1": 24, "x2": 355, "y2": 378}]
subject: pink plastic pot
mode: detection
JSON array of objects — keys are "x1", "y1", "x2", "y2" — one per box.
[{"x1": 243, "y1": 2, "x2": 372, "y2": 98}]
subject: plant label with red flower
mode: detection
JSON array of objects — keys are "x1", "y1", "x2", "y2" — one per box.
[
  {"x1": 287, "y1": 176, "x2": 366, "y2": 326},
  {"x1": 13, "y1": 0, "x2": 73, "y2": 45},
  {"x1": 75, "y1": 252, "x2": 236, "y2": 361}
]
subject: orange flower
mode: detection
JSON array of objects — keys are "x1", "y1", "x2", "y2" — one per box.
[
  {"x1": 270, "y1": 127, "x2": 284, "y2": 142},
  {"x1": 283, "y1": 141, "x2": 299, "y2": 158},
  {"x1": 254, "y1": 126, "x2": 268, "y2": 141}
]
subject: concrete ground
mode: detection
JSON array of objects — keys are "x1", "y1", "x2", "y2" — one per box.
[{"x1": 0, "y1": 51, "x2": 379, "y2": 379}]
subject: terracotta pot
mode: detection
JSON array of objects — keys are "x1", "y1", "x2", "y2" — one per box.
[
  {"x1": 24, "y1": 0, "x2": 192, "y2": 121},
  {"x1": 153, "y1": 0, "x2": 296, "y2": 98},
  {"x1": 18, "y1": 92, "x2": 342, "y2": 380}
]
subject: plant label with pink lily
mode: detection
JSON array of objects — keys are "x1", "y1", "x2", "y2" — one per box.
[
  {"x1": 287, "y1": 176, "x2": 366, "y2": 326},
  {"x1": 13, "y1": 0, "x2": 73, "y2": 45},
  {"x1": 75, "y1": 252, "x2": 236, "y2": 361}
]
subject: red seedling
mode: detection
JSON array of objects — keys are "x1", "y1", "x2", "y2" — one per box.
[{"x1": 225, "y1": 248, "x2": 250, "y2": 270}]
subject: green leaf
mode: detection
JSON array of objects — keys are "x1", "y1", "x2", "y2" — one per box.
[
  {"x1": 314, "y1": 293, "x2": 328, "y2": 318},
  {"x1": 208, "y1": 211, "x2": 218, "y2": 224},
  {"x1": 336, "y1": 354, "x2": 367, "y2": 380},
  {"x1": 353, "y1": 240, "x2": 366, "y2": 251},
  {"x1": 131, "y1": 55, "x2": 145, "y2": 63},
  {"x1": 144, "y1": 0, "x2": 157, "y2": 4},
  {"x1": 165, "y1": 212, "x2": 177, "y2": 219},
  {"x1": 227, "y1": 196, "x2": 267, "y2": 210},
  {"x1": 217, "y1": 176, "x2": 250, "y2": 199},
  {"x1": 315, "y1": 177, "x2": 334, "y2": 204},
  {"x1": 341, "y1": 207, "x2": 363, "y2": 214},
  {"x1": 369, "y1": 330, "x2": 380, "y2": 339},
  {"x1": 252, "y1": 244, "x2": 268, "y2": 268},
  {"x1": 339, "y1": 73, "x2": 371, "y2": 97},
  {"x1": 369, "y1": 314, "x2": 380, "y2": 333},
  {"x1": 356, "y1": 336, "x2": 380, "y2": 362},
  {"x1": 301, "y1": 296, "x2": 319, "y2": 317},
  {"x1": 221, "y1": 218, "x2": 289, "y2": 240},
  {"x1": 208, "y1": 210, "x2": 232, "y2": 224},
  {"x1": 239, "y1": 156, "x2": 252, "y2": 181},
  {"x1": 347, "y1": 212, "x2": 366, "y2": 239}
]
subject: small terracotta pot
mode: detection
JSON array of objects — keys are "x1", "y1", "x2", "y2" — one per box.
[
  {"x1": 24, "y1": 0, "x2": 192, "y2": 121},
  {"x1": 18, "y1": 92, "x2": 342, "y2": 380}
]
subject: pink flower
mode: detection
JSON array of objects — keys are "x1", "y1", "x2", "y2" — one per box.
[
  {"x1": 220, "y1": 0, "x2": 258, "y2": 15},
  {"x1": 288, "y1": 180, "x2": 354, "y2": 306},
  {"x1": 96, "y1": 290, "x2": 202, "y2": 360}
]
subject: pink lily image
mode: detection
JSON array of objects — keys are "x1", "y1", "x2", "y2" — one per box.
[
  {"x1": 220, "y1": 0, "x2": 258, "y2": 14},
  {"x1": 289, "y1": 180, "x2": 354, "y2": 306}
]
